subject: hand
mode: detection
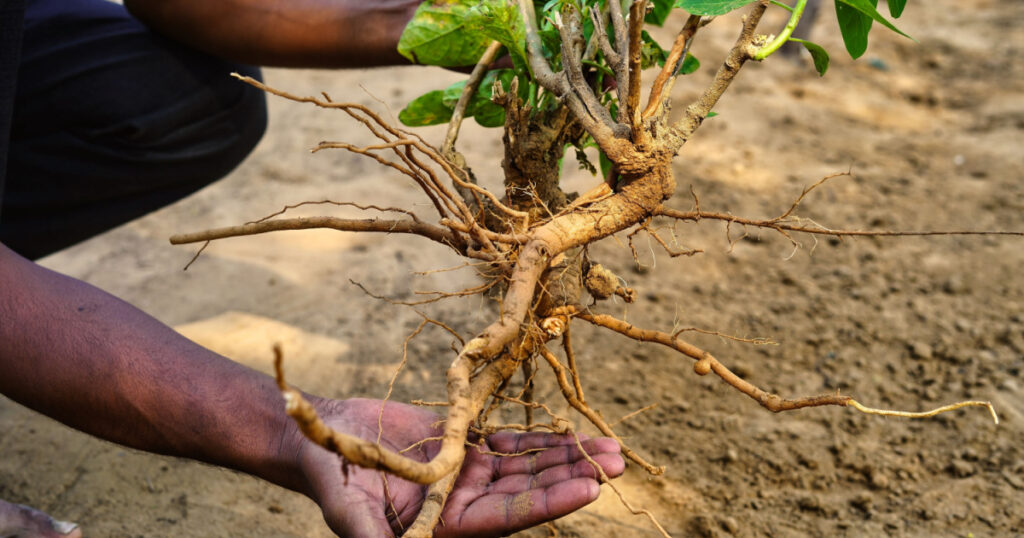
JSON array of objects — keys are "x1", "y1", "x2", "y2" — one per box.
[{"x1": 295, "y1": 398, "x2": 625, "y2": 537}]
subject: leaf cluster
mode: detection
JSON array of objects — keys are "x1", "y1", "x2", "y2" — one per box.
[{"x1": 395, "y1": 0, "x2": 914, "y2": 160}]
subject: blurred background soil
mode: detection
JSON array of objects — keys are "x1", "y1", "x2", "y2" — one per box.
[{"x1": 1, "y1": 1, "x2": 1021, "y2": 536}]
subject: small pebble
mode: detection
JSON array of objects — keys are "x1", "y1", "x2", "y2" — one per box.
[
  {"x1": 869, "y1": 469, "x2": 890, "y2": 490},
  {"x1": 690, "y1": 514, "x2": 717, "y2": 538},
  {"x1": 948, "y1": 459, "x2": 976, "y2": 478},
  {"x1": 719, "y1": 516, "x2": 739, "y2": 535},
  {"x1": 1003, "y1": 470, "x2": 1024, "y2": 490},
  {"x1": 798, "y1": 496, "x2": 823, "y2": 512},
  {"x1": 910, "y1": 341, "x2": 933, "y2": 360},
  {"x1": 942, "y1": 275, "x2": 969, "y2": 294},
  {"x1": 851, "y1": 493, "x2": 873, "y2": 512}
]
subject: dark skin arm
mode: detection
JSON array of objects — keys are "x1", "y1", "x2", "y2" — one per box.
[
  {"x1": 0, "y1": 243, "x2": 625, "y2": 536},
  {"x1": 122, "y1": 0, "x2": 420, "y2": 67},
  {"x1": 2, "y1": 5, "x2": 623, "y2": 534}
]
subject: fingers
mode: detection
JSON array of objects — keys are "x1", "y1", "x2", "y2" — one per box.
[
  {"x1": 0, "y1": 500, "x2": 81, "y2": 538},
  {"x1": 491, "y1": 437, "x2": 624, "y2": 478},
  {"x1": 486, "y1": 431, "x2": 593, "y2": 453},
  {"x1": 485, "y1": 453, "x2": 625, "y2": 495},
  {"x1": 437, "y1": 477, "x2": 602, "y2": 537}
]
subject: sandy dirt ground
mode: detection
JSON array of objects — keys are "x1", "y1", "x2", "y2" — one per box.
[{"x1": 2, "y1": 1, "x2": 1022, "y2": 536}]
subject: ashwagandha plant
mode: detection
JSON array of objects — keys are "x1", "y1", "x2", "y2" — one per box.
[{"x1": 171, "y1": 1, "x2": 1019, "y2": 535}]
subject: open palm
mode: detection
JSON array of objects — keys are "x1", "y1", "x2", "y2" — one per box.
[{"x1": 297, "y1": 398, "x2": 625, "y2": 537}]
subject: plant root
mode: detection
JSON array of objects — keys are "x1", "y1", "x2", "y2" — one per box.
[
  {"x1": 575, "y1": 313, "x2": 999, "y2": 423},
  {"x1": 570, "y1": 431, "x2": 671, "y2": 538}
]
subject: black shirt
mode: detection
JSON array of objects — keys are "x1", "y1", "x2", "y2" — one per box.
[{"x1": 0, "y1": 0, "x2": 26, "y2": 214}]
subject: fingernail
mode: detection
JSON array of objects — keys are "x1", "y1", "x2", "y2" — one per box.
[{"x1": 51, "y1": 519, "x2": 79, "y2": 535}]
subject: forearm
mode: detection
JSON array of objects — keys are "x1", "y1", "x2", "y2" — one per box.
[
  {"x1": 0, "y1": 243, "x2": 312, "y2": 496},
  {"x1": 123, "y1": 0, "x2": 417, "y2": 67}
]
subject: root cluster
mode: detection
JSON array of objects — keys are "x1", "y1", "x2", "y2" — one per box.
[{"x1": 170, "y1": 2, "x2": 1009, "y2": 535}]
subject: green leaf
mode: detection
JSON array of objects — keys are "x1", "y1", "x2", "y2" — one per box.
[
  {"x1": 834, "y1": 0, "x2": 873, "y2": 59},
  {"x1": 465, "y1": 1, "x2": 530, "y2": 73},
  {"x1": 673, "y1": 0, "x2": 754, "y2": 16},
  {"x1": 438, "y1": 70, "x2": 515, "y2": 128},
  {"x1": 441, "y1": 80, "x2": 468, "y2": 109},
  {"x1": 598, "y1": 150, "x2": 614, "y2": 181},
  {"x1": 679, "y1": 53, "x2": 700, "y2": 75},
  {"x1": 887, "y1": 0, "x2": 907, "y2": 18},
  {"x1": 399, "y1": 90, "x2": 454, "y2": 126},
  {"x1": 792, "y1": 38, "x2": 830, "y2": 76},
  {"x1": 574, "y1": 146, "x2": 598, "y2": 175},
  {"x1": 641, "y1": 31, "x2": 668, "y2": 69},
  {"x1": 647, "y1": 0, "x2": 675, "y2": 25},
  {"x1": 835, "y1": 0, "x2": 917, "y2": 45},
  {"x1": 471, "y1": 70, "x2": 516, "y2": 127},
  {"x1": 398, "y1": 1, "x2": 492, "y2": 67},
  {"x1": 473, "y1": 104, "x2": 507, "y2": 127}
]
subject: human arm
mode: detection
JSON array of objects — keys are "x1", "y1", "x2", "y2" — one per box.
[
  {"x1": 0, "y1": 242, "x2": 624, "y2": 536},
  {"x1": 0, "y1": 241, "x2": 311, "y2": 492},
  {"x1": 122, "y1": 0, "x2": 420, "y2": 67}
]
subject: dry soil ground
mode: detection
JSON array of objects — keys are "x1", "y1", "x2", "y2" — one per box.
[{"x1": 1, "y1": 1, "x2": 1022, "y2": 536}]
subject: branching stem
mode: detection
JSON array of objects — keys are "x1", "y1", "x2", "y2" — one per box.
[
  {"x1": 670, "y1": 1, "x2": 769, "y2": 151},
  {"x1": 754, "y1": 0, "x2": 808, "y2": 60},
  {"x1": 443, "y1": 41, "x2": 503, "y2": 159}
]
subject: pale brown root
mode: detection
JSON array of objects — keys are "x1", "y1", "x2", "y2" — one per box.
[
  {"x1": 169, "y1": 216, "x2": 464, "y2": 251},
  {"x1": 271, "y1": 343, "x2": 514, "y2": 486},
  {"x1": 577, "y1": 313, "x2": 854, "y2": 413},
  {"x1": 376, "y1": 319, "x2": 429, "y2": 446},
  {"x1": 569, "y1": 431, "x2": 671, "y2": 538},
  {"x1": 555, "y1": 183, "x2": 613, "y2": 219},
  {"x1": 539, "y1": 345, "x2": 665, "y2": 475},
  {"x1": 474, "y1": 422, "x2": 567, "y2": 435},
  {"x1": 562, "y1": 327, "x2": 586, "y2": 404},
  {"x1": 577, "y1": 314, "x2": 1000, "y2": 423},
  {"x1": 439, "y1": 218, "x2": 529, "y2": 245},
  {"x1": 849, "y1": 399, "x2": 999, "y2": 425},
  {"x1": 463, "y1": 164, "x2": 672, "y2": 363},
  {"x1": 408, "y1": 354, "x2": 522, "y2": 534},
  {"x1": 655, "y1": 173, "x2": 1024, "y2": 240},
  {"x1": 248, "y1": 200, "x2": 423, "y2": 225},
  {"x1": 520, "y1": 359, "x2": 536, "y2": 426},
  {"x1": 491, "y1": 393, "x2": 570, "y2": 433},
  {"x1": 657, "y1": 205, "x2": 1024, "y2": 240},
  {"x1": 231, "y1": 73, "x2": 527, "y2": 262},
  {"x1": 410, "y1": 401, "x2": 449, "y2": 407},
  {"x1": 351, "y1": 278, "x2": 497, "y2": 308},
  {"x1": 641, "y1": 221, "x2": 704, "y2": 258},
  {"x1": 611, "y1": 403, "x2": 659, "y2": 427},
  {"x1": 405, "y1": 470, "x2": 458, "y2": 538},
  {"x1": 459, "y1": 4, "x2": 774, "y2": 370},
  {"x1": 399, "y1": 436, "x2": 444, "y2": 455},
  {"x1": 381, "y1": 473, "x2": 404, "y2": 534}
]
